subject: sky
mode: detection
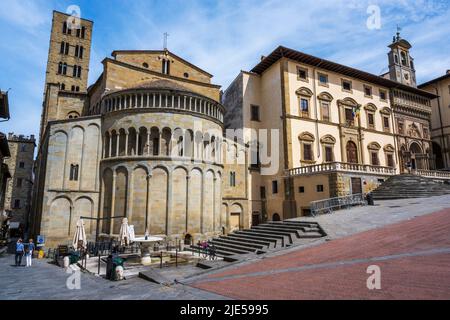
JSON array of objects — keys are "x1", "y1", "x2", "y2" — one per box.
[{"x1": 1, "y1": 0, "x2": 449, "y2": 146}]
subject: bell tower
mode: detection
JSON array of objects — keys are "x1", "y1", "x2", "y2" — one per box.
[{"x1": 387, "y1": 29, "x2": 416, "y2": 87}]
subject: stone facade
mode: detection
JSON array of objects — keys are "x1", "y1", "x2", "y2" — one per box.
[
  {"x1": 31, "y1": 11, "x2": 250, "y2": 248},
  {"x1": 3, "y1": 134, "x2": 35, "y2": 229}
]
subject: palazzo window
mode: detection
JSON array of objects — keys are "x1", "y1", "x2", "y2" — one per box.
[
  {"x1": 367, "y1": 113, "x2": 375, "y2": 129},
  {"x1": 300, "y1": 98, "x2": 309, "y2": 117},
  {"x1": 370, "y1": 151, "x2": 380, "y2": 166},
  {"x1": 345, "y1": 108, "x2": 354, "y2": 126},
  {"x1": 325, "y1": 146, "x2": 334, "y2": 162},
  {"x1": 296, "y1": 87, "x2": 313, "y2": 119},
  {"x1": 320, "y1": 135, "x2": 336, "y2": 163},
  {"x1": 368, "y1": 142, "x2": 381, "y2": 166},
  {"x1": 384, "y1": 145, "x2": 396, "y2": 168},
  {"x1": 364, "y1": 85, "x2": 373, "y2": 98},
  {"x1": 383, "y1": 116, "x2": 390, "y2": 132},
  {"x1": 299, "y1": 132, "x2": 315, "y2": 163},
  {"x1": 297, "y1": 67, "x2": 308, "y2": 81},
  {"x1": 318, "y1": 92, "x2": 333, "y2": 122},
  {"x1": 321, "y1": 101, "x2": 330, "y2": 121},
  {"x1": 318, "y1": 73, "x2": 328, "y2": 86},
  {"x1": 342, "y1": 80, "x2": 352, "y2": 92}
]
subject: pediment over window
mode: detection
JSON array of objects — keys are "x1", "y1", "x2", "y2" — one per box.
[
  {"x1": 380, "y1": 107, "x2": 392, "y2": 115},
  {"x1": 384, "y1": 144, "x2": 395, "y2": 152},
  {"x1": 338, "y1": 97, "x2": 359, "y2": 108},
  {"x1": 364, "y1": 103, "x2": 377, "y2": 112},
  {"x1": 318, "y1": 92, "x2": 333, "y2": 102},
  {"x1": 367, "y1": 142, "x2": 381, "y2": 150},
  {"x1": 320, "y1": 134, "x2": 336, "y2": 145},
  {"x1": 299, "y1": 132, "x2": 315, "y2": 142},
  {"x1": 295, "y1": 87, "x2": 313, "y2": 97}
]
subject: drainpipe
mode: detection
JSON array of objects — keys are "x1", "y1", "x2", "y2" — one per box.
[{"x1": 312, "y1": 62, "x2": 323, "y2": 159}]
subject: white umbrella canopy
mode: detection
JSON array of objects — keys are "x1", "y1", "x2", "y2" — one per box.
[
  {"x1": 72, "y1": 219, "x2": 87, "y2": 251},
  {"x1": 119, "y1": 218, "x2": 131, "y2": 246}
]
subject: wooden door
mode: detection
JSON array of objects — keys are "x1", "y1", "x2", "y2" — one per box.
[
  {"x1": 346, "y1": 141, "x2": 358, "y2": 164},
  {"x1": 351, "y1": 178, "x2": 362, "y2": 195}
]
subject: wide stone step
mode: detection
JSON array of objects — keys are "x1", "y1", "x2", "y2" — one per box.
[
  {"x1": 239, "y1": 230, "x2": 291, "y2": 245},
  {"x1": 212, "y1": 238, "x2": 264, "y2": 251},
  {"x1": 207, "y1": 242, "x2": 250, "y2": 255},
  {"x1": 218, "y1": 236, "x2": 267, "y2": 249},
  {"x1": 252, "y1": 225, "x2": 302, "y2": 237},
  {"x1": 226, "y1": 234, "x2": 276, "y2": 248},
  {"x1": 255, "y1": 224, "x2": 307, "y2": 233},
  {"x1": 187, "y1": 245, "x2": 233, "y2": 257}
]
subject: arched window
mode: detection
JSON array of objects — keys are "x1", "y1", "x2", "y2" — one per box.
[
  {"x1": 346, "y1": 141, "x2": 358, "y2": 164},
  {"x1": 401, "y1": 51, "x2": 408, "y2": 66},
  {"x1": 162, "y1": 59, "x2": 170, "y2": 75},
  {"x1": 69, "y1": 164, "x2": 79, "y2": 181}
]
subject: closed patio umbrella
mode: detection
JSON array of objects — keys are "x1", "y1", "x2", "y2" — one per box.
[
  {"x1": 72, "y1": 219, "x2": 87, "y2": 251},
  {"x1": 119, "y1": 218, "x2": 131, "y2": 247}
]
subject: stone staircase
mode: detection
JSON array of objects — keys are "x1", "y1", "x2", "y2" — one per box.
[
  {"x1": 371, "y1": 174, "x2": 450, "y2": 200},
  {"x1": 189, "y1": 221, "x2": 327, "y2": 258}
]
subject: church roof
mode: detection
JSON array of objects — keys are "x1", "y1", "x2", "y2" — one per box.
[
  {"x1": 131, "y1": 79, "x2": 191, "y2": 92},
  {"x1": 111, "y1": 50, "x2": 213, "y2": 78},
  {"x1": 251, "y1": 46, "x2": 437, "y2": 99}
]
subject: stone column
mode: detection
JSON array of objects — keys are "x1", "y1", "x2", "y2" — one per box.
[
  {"x1": 115, "y1": 133, "x2": 119, "y2": 157},
  {"x1": 185, "y1": 175, "x2": 190, "y2": 233},
  {"x1": 125, "y1": 133, "x2": 129, "y2": 156},
  {"x1": 200, "y1": 172, "x2": 205, "y2": 234},
  {"x1": 145, "y1": 174, "x2": 152, "y2": 233},
  {"x1": 213, "y1": 177, "x2": 217, "y2": 231},
  {"x1": 166, "y1": 171, "x2": 172, "y2": 236},
  {"x1": 110, "y1": 172, "x2": 117, "y2": 235},
  {"x1": 135, "y1": 133, "x2": 139, "y2": 156},
  {"x1": 109, "y1": 134, "x2": 112, "y2": 158},
  {"x1": 147, "y1": 131, "x2": 151, "y2": 155}
]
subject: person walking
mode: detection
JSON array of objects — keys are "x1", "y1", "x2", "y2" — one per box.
[
  {"x1": 15, "y1": 239, "x2": 24, "y2": 267},
  {"x1": 25, "y1": 239, "x2": 35, "y2": 267}
]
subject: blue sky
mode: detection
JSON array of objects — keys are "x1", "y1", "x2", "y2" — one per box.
[{"x1": 1, "y1": 0, "x2": 449, "y2": 144}]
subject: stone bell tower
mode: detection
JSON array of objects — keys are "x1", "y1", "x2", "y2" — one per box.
[{"x1": 387, "y1": 30, "x2": 417, "y2": 87}]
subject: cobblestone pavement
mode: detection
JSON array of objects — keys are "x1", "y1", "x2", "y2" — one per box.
[
  {"x1": 0, "y1": 257, "x2": 227, "y2": 300},
  {"x1": 189, "y1": 201, "x2": 450, "y2": 300},
  {"x1": 2, "y1": 196, "x2": 450, "y2": 300}
]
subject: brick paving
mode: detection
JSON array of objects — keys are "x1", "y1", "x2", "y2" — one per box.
[{"x1": 189, "y1": 208, "x2": 450, "y2": 300}]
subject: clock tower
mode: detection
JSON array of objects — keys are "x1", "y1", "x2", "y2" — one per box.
[{"x1": 387, "y1": 30, "x2": 417, "y2": 87}]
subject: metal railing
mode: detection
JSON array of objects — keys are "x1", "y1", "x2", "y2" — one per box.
[{"x1": 310, "y1": 193, "x2": 367, "y2": 217}]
